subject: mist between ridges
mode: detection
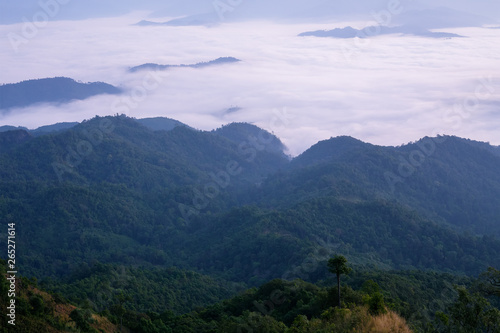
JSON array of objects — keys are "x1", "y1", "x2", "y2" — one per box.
[
  {"x1": 178, "y1": 107, "x2": 293, "y2": 224},
  {"x1": 52, "y1": 71, "x2": 167, "y2": 183},
  {"x1": 384, "y1": 74, "x2": 497, "y2": 194}
]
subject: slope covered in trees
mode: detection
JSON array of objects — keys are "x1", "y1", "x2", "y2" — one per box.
[
  {"x1": 1, "y1": 116, "x2": 499, "y2": 281},
  {"x1": 1, "y1": 115, "x2": 500, "y2": 331},
  {"x1": 0, "y1": 260, "x2": 119, "y2": 333},
  {"x1": 257, "y1": 135, "x2": 500, "y2": 235}
]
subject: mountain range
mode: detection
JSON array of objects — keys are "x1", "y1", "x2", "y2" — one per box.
[
  {"x1": 3, "y1": 0, "x2": 500, "y2": 330},
  {"x1": 0, "y1": 117, "x2": 187, "y2": 137},
  {"x1": 1, "y1": 115, "x2": 500, "y2": 330},
  {"x1": 136, "y1": 3, "x2": 498, "y2": 27},
  {"x1": 1, "y1": 115, "x2": 499, "y2": 276}
]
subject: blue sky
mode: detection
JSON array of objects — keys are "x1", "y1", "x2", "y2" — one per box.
[{"x1": 2, "y1": 0, "x2": 499, "y2": 24}]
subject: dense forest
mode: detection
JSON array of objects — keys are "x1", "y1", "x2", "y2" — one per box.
[
  {"x1": 1, "y1": 115, "x2": 500, "y2": 331},
  {"x1": 2, "y1": 259, "x2": 500, "y2": 332}
]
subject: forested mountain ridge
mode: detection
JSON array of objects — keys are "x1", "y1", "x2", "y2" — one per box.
[
  {"x1": 184, "y1": 198, "x2": 500, "y2": 285},
  {"x1": 0, "y1": 260, "x2": 120, "y2": 332},
  {"x1": 0, "y1": 115, "x2": 289, "y2": 280},
  {"x1": 257, "y1": 135, "x2": 500, "y2": 236},
  {"x1": 1, "y1": 116, "x2": 499, "y2": 280},
  {"x1": 1, "y1": 115, "x2": 500, "y2": 331},
  {"x1": 0, "y1": 115, "x2": 287, "y2": 187},
  {"x1": 0, "y1": 117, "x2": 187, "y2": 137},
  {"x1": 0, "y1": 129, "x2": 33, "y2": 154}
]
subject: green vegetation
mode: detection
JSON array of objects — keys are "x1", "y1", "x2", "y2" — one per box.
[
  {"x1": 43, "y1": 263, "x2": 237, "y2": 314},
  {"x1": 0, "y1": 259, "x2": 118, "y2": 332},
  {"x1": 84, "y1": 275, "x2": 408, "y2": 332},
  {"x1": 1, "y1": 115, "x2": 500, "y2": 331},
  {"x1": 328, "y1": 255, "x2": 352, "y2": 308}
]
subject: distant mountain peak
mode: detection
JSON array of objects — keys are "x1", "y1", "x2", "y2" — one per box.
[
  {"x1": 299, "y1": 25, "x2": 464, "y2": 39},
  {"x1": 135, "y1": 117, "x2": 191, "y2": 132},
  {"x1": 134, "y1": 12, "x2": 219, "y2": 27},
  {"x1": 291, "y1": 135, "x2": 370, "y2": 168},
  {"x1": 129, "y1": 57, "x2": 241, "y2": 72},
  {"x1": 0, "y1": 77, "x2": 122, "y2": 112},
  {"x1": 0, "y1": 129, "x2": 33, "y2": 154},
  {"x1": 214, "y1": 122, "x2": 288, "y2": 156}
]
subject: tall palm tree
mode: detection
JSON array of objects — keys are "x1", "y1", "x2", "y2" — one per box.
[{"x1": 328, "y1": 255, "x2": 352, "y2": 308}]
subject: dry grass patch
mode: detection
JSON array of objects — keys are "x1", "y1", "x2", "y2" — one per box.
[{"x1": 363, "y1": 310, "x2": 413, "y2": 333}]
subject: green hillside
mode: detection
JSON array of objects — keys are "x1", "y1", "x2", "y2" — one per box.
[
  {"x1": 1, "y1": 115, "x2": 499, "y2": 331},
  {"x1": 257, "y1": 135, "x2": 500, "y2": 235}
]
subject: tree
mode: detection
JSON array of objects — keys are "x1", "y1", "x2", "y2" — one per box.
[
  {"x1": 446, "y1": 286, "x2": 500, "y2": 333},
  {"x1": 111, "y1": 291, "x2": 132, "y2": 332},
  {"x1": 478, "y1": 267, "x2": 500, "y2": 297},
  {"x1": 70, "y1": 309, "x2": 97, "y2": 332},
  {"x1": 327, "y1": 255, "x2": 352, "y2": 308},
  {"x1": 367, "y1": 292, "x2": 386, "y2": 315}
]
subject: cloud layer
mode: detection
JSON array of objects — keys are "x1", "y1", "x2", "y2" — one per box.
[{"x1": 1, "y1": 12, "x2": 499, "y2": 155}]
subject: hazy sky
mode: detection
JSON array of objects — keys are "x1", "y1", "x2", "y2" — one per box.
[{"x1": 1, "y1": 1, "x2": 499, "y2": 155}]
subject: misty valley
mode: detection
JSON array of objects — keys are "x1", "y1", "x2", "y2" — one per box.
[{"x1": 1, "y1": 0, "x2": 500, "y2": 332}]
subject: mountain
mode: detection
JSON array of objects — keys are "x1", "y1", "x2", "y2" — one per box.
[
  {"x1": 0, "y1": 259, "x2": 119, "y2": 332},
  {"x1": 0, "y1": 129, "x2": 33, "y2": 154},
  {"x1": 29, "y1": 122, "x2": 80, "y2": 136},
  {"x1": 1, "y1": 116, "x2": 499, "y2": 282},
  {"x1": 289, "y1": 136, "x2": 370, "y2": 168},
  {"x1": 0, "y1": 124, "x2": 78, "y2": 136},
  {"x1": 0, "y1": 125, "x2": 28, "y2": 132},
  {"x1": 1, "y1": 115, "x2": 500, "y2": 330},
  {"x1": 184, "y1": 198, "x2": 500, "y2": 285},
  {"x1": 136, "y1": 12, "x2": 219, "y2": 27},
  {"x1": 0, "y1": 115, "x2": 289, "y2": 278},
  {"x1": 299, "y1": 25, "x2": 464, "y2": 39},
  {"x1": 44, "y1": 263, "x2": 238, "y2": 315},
  {"x1": 129, "y1": 57, "x2": 241, "y2": 73},
  {"x1": 0, "y1": 118, "x2": 186, "y2": 137},
  {"x1": 256, "y1": 135, "x2": 500, "y2": 236},
  {"x1": 0, "y1": 77, "x2": 122, "y2": 111},
  {"x1": 214, "y1": 122, "x2": 288, "y2": 157},
  {"x1": 135, "y1": 117, "x2": 189, "y2": 131},
  {"x1": 0, "y1": 115, "x2": 287, "y2": 186},
  {"x1": 297, "y1": 6, "x2": 495, "y2": 40}
]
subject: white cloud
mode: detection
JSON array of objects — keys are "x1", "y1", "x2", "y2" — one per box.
[{"x1": 1, "y1": 15, "x2": 499, "y2": 156}]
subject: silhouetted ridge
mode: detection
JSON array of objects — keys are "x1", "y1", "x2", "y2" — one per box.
[
  {"x1": 214, "y1": 122, "x2": 287, "y2": 156},
  {"x1": 0, "y1": 129, "x2": 33, "y2": 154},
  {"x1": 135, "y1": 117, "x2": 189, "y2": 132},
  {"x1": 0, "y1": 77, "x2": 122, "y2": 111},
  {"x1": 291, "y1": 135, "x2": 371, "y2": 168},
  {"x1": 299, "y1": 25, "x2": 464, "y2": 39},
  {"x1": 129, "y1": 57, "x2": 241, "y2": 72}
]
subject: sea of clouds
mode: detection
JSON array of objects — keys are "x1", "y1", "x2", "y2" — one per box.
[{"x1": 1, "y1": 2, "x2": 499, "y2": 155}]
